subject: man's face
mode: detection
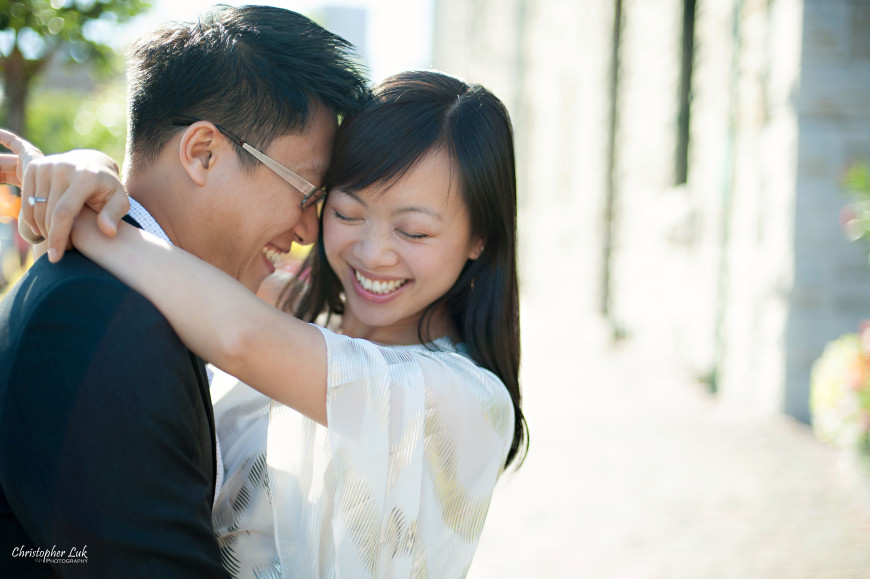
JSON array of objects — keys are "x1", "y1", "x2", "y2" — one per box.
[{"x1": 197, "y1": 102, "x2": 337, "y2": 292}]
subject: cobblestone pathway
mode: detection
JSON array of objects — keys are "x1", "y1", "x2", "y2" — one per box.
[{"x1": 468, "y1": 297, "x2": 870, "y2": 579}]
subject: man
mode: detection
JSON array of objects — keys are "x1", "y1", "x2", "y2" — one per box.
[{"x1": 0, "y1": 5, "x2": 368, "y2": 576}]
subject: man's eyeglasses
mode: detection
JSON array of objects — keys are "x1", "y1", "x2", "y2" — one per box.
[{"x1": 170, "y1": 116, "x2": 327, "y2": 210}]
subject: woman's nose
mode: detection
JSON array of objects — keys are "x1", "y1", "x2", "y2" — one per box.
[{"x1": 355, "y1": 231, "x2": 399, "y2": 269}]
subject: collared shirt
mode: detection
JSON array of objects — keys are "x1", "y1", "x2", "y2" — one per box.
[
  {"x1": 127, "y1": 198, "x2": 224, "y2": 503},
  {"x1": 127, "y1": 197, "x2": 172, "y2": 245}
]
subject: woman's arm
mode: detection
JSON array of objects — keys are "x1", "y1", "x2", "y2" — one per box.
[{"x1": 72, "y1": 210, "x2": 329, "y2": 424}]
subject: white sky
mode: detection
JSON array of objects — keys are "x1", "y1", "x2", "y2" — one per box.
[{"x1": 119, "y1": 0, "x2": 434, "y2": 83}]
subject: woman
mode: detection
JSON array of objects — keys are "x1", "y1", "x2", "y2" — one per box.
[{"x1": 9, "y1": 71, "x2": 526, "y2": 577}]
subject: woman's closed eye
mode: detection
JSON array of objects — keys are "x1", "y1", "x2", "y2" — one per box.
[
  {"x1": 332, "y1": 209, "x2": 359, "y2": 222},
  {"x1": 397, "y1": 229, "x2": 430, "y2": 240}
]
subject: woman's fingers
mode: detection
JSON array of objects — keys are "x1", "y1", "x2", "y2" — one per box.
[
  {"x1": 1, "y1": 129, "x2": 46, "y2": 243},
  {"x1": 0, "y1": 129, "x2": 43, "y2": 182},
  {"x1": 18, "y1": 162, "x2": 45, "y2": 243},
  {"x1": 31, "y1": 168, "x2": 50, "y2": 240},
  {"x1": 47, "y1": 179, "x2": 104, "y2": 262},
  {"x1": 97, "y1": 188, "x2": 130, "y2": 238},
  {"x1": 0, "y1": 135, "x2": 127, "y2": 260},
  {"x1": 45, "y1": 165, "x2": 129, "y2": 261},
  {"x1": 0, "y1": 153, "x2": 22, "y2": 186},
  {"x1": 43, "y1": 170, "x2": 76, "y2": 262},
  {"x1": 0, "y1": 128, "x2": 29, "y2": 154},
  {"x1": 37, "y1": 159, "x2": 70, "y2": 236}
]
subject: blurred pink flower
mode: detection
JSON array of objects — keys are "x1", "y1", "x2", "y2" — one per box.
[
  {"x1": 860, "y1": 320, "x2": 870, "y2": 353},
  {"x1": 845, "y1": 357, "x2": 868, "y2": 391},
  {"x1": 841, "y1": 204, "x2": 857, "y2": 228},
  {"x1": 841, "y1": 205, "x2": 865, "y2": 242}
]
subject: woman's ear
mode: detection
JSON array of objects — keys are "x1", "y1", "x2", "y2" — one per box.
[
  {"x1": 178, "y1": 122, "x2": 221, "y2": 186},
  {"x1": 468, "y1": 237, "x2": 486, "y2": 260}
]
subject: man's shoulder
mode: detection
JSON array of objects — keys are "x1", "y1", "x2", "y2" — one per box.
[
  {"x1": 0, "y1": 251, "x2": 205, "y2": 392},
  {"x1": 24, "y1": 249, "x2": 119, "y2": 282},
  {"x1": 5, "y1": 251, "x2": 139, "y2": 309},
  {"x1": 0, "y1": 251, "x2": 172, "y2": 352}
]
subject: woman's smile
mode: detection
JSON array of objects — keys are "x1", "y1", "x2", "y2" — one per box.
[
  {"x1": 352, "y1": 267, "x2": 410, "y2": 299},
  {"x1": 324, "y1": 150, "x2": 483, "y2": 343}
]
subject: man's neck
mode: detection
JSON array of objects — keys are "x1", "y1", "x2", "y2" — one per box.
[{"x1": 125, "y1": 172, "x2": 180, "y2": 247}]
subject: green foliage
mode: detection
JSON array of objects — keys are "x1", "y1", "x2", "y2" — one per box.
[
  {"x1": 25, "y1": 80, "x2": 127, "y2": 161},
  {"x1": 1, "y1": 0, "x2": 150, "y2": 135},
  {"x1": 840, "y1": 162, "x2": 870, "y2": 262},
  {"x1": 0, "y1": 0, "x2": 149, "y2": 70},
  {"x1": 844, "y1": 162, "x2": 870, "y2": 199}
]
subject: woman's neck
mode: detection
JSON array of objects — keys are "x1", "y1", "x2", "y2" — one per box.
[{"x1": 340, "y1": 302, "x2": 460, "y2": 346}]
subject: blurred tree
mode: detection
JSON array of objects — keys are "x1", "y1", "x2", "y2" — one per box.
[
  {"x1": 0, "y1": 0, "x2": 149, "y2": 134},
  {"x1": 27, "y1": 79, "x2": 127, "y2": 159}
]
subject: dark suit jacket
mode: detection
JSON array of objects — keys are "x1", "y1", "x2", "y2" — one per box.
[{"x1": 0, "y1": 217, "x2": 229, "y2": 577}]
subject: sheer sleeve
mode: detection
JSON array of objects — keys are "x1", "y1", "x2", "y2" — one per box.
[{"x1": 266, "y1": 326, "x2": 514, "y2": 578}]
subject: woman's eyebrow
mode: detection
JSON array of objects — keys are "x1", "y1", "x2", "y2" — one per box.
[
  {"x1": 335, "y1": 190, "x2": 367, "y2": 206},
  {"x1": 392, "y1": 206, "x2": 444, "y2": 221},
  {"x1": 337, "y1": 190, "x2": 444, "y2": 221}
]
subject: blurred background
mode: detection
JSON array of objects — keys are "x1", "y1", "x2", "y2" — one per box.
[{"x1": 4, "y1": 0, "x2": 870, "y2": 576}]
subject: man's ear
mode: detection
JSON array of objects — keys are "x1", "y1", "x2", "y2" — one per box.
[{"x1": 178, "y1": 122, "x2": 222, "y2": 186}]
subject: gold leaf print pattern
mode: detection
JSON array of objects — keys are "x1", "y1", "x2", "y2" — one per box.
[
  {"x1": 423, "y1": 388, "x2": 492, "y2": 544},
  {"x1": 334, "y1": 448, "x2": 380, "y2": 575}
]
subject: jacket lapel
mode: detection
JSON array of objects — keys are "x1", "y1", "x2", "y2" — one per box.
[
  {"x1": 122, "y1": 213, "x2": 218, "y2": 502},
  {"x1": 189, "y1": 354, "x2": 218, "y2": 506}
]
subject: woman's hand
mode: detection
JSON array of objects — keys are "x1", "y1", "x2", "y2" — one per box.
[
  {"x1": 0, "y1": 129, "x2": 129, "y2": 262},
  {"x1": 0, "y1": 129, "x2": 46, "y2": 245}
]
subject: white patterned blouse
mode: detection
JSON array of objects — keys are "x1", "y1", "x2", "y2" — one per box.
[{"x1": 210, "y1": 325, "x2": 514, "y2": 578}]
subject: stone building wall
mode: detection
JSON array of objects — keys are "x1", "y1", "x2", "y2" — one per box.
[
  {"x1": 432, "y1": 0, "x2": 870, "y2": 422},
  {"x1": 608, "y1": 0, "x2": 707, "y2": 361},
  {"x1": 714, "y1": 0, "x2": 803, "y2": 416},
  {"x1": 433, "y1": 0, "x2": 615, "y2": 331},
  {"x1": 784, "y1": 0, "x2": 870, "y2": 419}
]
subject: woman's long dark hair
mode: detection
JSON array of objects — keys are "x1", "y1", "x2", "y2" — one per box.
[{"x1": 282, "y1": 71, "x2": 527, "y2": 468}]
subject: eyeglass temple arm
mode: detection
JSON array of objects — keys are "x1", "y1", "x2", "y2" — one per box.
[
  {"x1": 171, "y1": 117, "x2": 323, "y2": 201},
  {"x1": 241, "y1": 143, "x2": 321, "y2": 198}
]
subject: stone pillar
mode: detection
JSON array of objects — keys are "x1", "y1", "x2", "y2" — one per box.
[
  {"x1": 434, "y1": 0, "x2": 616, "y2": 334},
  {"x1": 783, "y1": 0, "x2": 870, "y2": 421}
]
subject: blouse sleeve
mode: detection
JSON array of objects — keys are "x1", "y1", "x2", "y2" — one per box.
[{"x1": 316, "y1": 326, "x2": 514, "y2": 578}]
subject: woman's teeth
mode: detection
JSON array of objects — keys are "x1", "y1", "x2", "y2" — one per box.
[
  {"x1": 355, "y1": 270, "x2": 408, "y2": 294},
  {"x1": 262, "y1": 246, "x2": 286, "y2": 267}
]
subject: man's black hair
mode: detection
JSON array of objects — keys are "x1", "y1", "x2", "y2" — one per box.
[{"x1": 126, "y1": 4, "x2": 370, "y2": 170}]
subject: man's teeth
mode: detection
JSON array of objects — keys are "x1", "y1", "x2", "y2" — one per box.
[
  {"x1": 355, "y1": 270, "x2": 408, "y2": 294},
  {"x1": 262, "y1": 246, "x2": 286, "y2": 267}
]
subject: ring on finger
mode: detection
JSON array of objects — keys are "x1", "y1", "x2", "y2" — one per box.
[{"x1": 27, "y1": 196, "x2": 48, "y2": 206}]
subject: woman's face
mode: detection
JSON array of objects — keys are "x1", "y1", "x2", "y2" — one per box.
[{"x1": 323, "y1": 148, "x2": 483, "y2": 344}]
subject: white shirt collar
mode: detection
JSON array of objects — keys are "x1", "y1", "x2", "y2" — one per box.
[{"x1": 127, "y1": 198, "x2": 172, "y2": 245}]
